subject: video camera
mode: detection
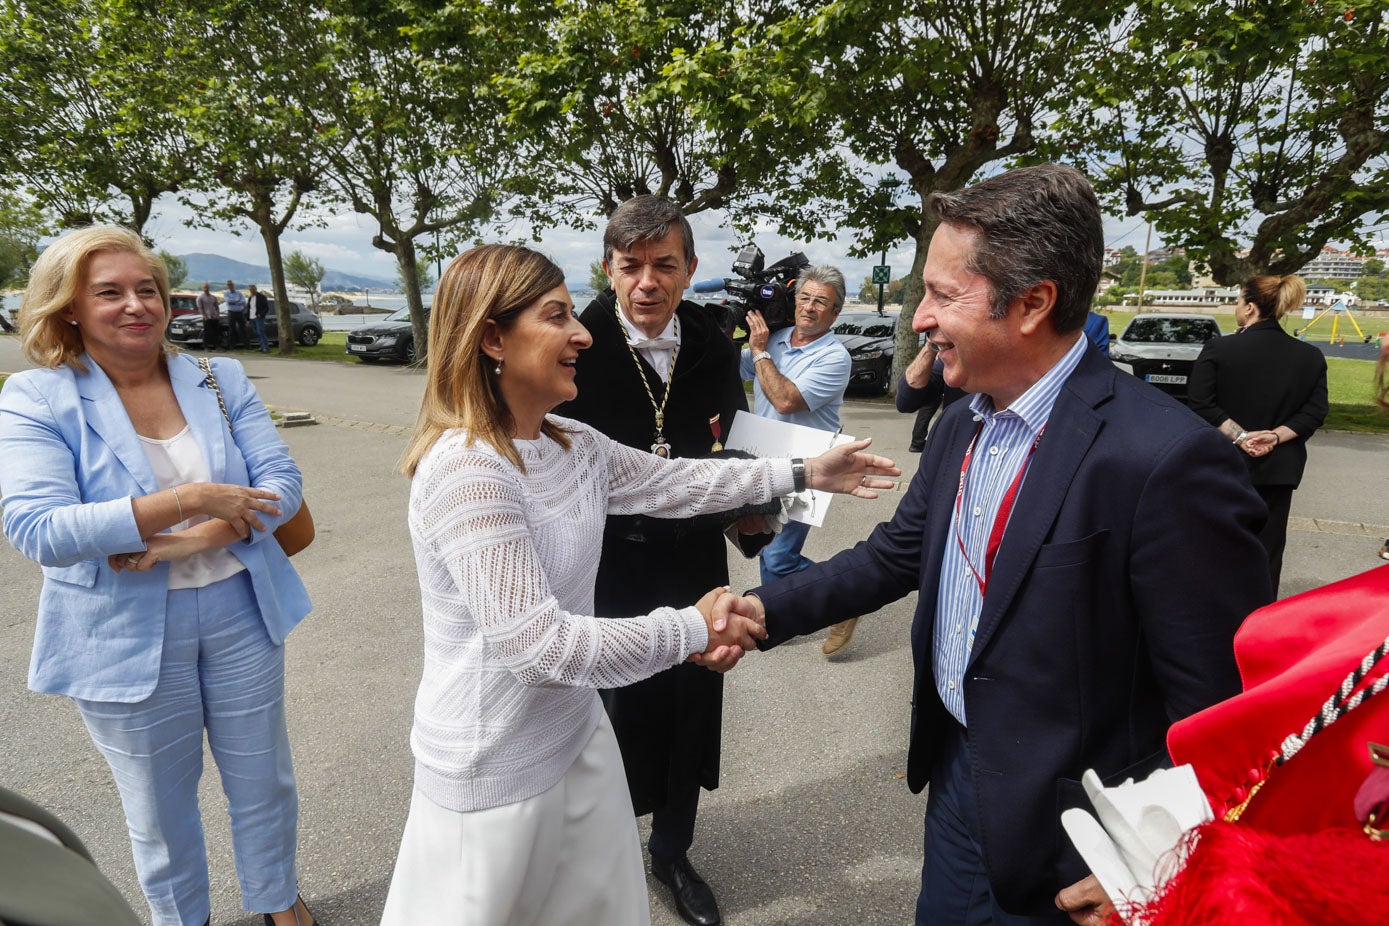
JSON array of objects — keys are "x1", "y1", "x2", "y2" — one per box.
[{"x1": 695, "y1": 244, "x2": 810, "y2": 338}]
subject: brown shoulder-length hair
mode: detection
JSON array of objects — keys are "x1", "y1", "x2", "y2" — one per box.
[
  {"x1": 400, "y1": 244, "x2": 571, "y2": 477},
  {"x1": 18, "y1": 225, "x2": 172, "y2": 371},
  {"x1": 1241, "y1": 274, "x2": 1306, "y2": 321}
]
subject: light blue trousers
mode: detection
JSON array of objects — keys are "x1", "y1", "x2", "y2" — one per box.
[
  {"x1": 74, "y1": 571, "x2": 299, "y2": 926},
  {"x1": 758, "y1": 517, "x2": 815, "y2": 585}
]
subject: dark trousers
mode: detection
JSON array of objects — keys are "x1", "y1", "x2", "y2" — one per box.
[
  {"x1": 917, "y1": 722, "x2": 1070, "y2": 926},
  {"x1": 1255, "y1": 484, "x2": 1294, "y2": 595},
  {"x1": 202, "y1": 317, "x2": 223, "y2": 350},
  {"x1": 253, "y1": 316, "x2": 269, "y2": 352},
  {"x1": 647, "y1": 788, "x2": 699, "y2": 865},
  {"x1": 910, "y1": 395, "x2": 945, "y2": 450},
  {"x1": 225, "y1": 311, "x2": 249, "y2": 348}
]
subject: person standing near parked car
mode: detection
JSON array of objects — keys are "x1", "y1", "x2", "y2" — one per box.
[
  {"x1": 223, "y1": 279, "x2": 249, "y2": 350},
  {"x1": 195, "y1": 282, "x2": 222, "y2": 350},
  {"x1": 248, "y1": 284, "x2": 271, "y2": 353},
  {"x1": 1188, "y1": 273, "x2": 1327, "y2": 593}
]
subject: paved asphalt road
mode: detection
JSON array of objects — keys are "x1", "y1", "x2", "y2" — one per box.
[{"x1": 1, "y1": 339, "x2": 1386, "y2": 925}]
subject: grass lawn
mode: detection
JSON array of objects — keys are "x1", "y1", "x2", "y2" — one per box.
[{"x1": 274, "y1": 331, "x2": 359, "y2": 364}]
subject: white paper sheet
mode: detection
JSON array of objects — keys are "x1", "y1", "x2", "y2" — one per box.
[{"x1": 724, "y1": 410, "x2": 855, "y2": 527}]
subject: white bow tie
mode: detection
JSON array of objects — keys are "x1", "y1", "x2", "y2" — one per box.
[{"x1": 631, "y1": 336, "x2": 679, "y2": 350}]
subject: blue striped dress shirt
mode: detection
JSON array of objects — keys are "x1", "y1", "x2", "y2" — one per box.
[{"x1": 933, "y1": 334, "x2": 1086, "y2": 725}]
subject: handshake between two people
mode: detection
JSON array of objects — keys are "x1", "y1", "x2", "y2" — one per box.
[{"x1": 687, "y1": 437, "x2": 901, "y2": 673}]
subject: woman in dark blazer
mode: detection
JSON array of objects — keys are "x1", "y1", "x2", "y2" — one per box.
[{"x1": 1188, "y1": 274, "x2": 1327, "y2": 591}]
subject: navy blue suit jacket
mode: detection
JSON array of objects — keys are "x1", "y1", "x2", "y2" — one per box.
[{"x1": 755, "y1": 345, "x2": 1272, "y2": 914}]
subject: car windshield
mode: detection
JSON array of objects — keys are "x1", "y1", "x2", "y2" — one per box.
[
  {"x1": 1122, "y1": 318, "x2": 1220, "y2": 344},
  {"x1": 385, "y1": 308, "x2": 411, "y2": 322},
  {"x1": 832, "y1": 313, "x2": 896, "y2": 338}
]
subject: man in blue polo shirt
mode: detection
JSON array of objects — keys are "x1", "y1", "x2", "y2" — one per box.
[{"x1": 740, "y1": 264, "x2": 854, "y2": 650}]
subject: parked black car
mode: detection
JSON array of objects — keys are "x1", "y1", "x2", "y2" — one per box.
[
  {"x1": 1109, "y1": 313, "x2": 1223, "y2": 402},
  {"x1": 166, "y1": 300, "x2": 323, "y2": 348},
  {"x1": 832, "y1": 309, "x2": 899, "y2": 393},
  {"x1": 346, "y1": 307, "x2": 427, "y2": 363}
]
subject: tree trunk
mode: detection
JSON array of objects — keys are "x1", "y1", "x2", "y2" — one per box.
[
  {"x1": 890, "y1": 212, "x2": 939, "y2": 393},
  {"x1": 394, "y1": 240, "x2": 428, "y2": 364},
  {"x1": 254, "y1": 208, "x2": 296, "y2": 356}
]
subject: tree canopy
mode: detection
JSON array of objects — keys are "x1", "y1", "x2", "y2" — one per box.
[{"x1": 1077, "y1": 0, "x2": 1389, "y2": 284}]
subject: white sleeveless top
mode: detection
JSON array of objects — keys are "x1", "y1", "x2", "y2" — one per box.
[{"x1": 138, "y1": 426, "x2": 246, "y2": 590}]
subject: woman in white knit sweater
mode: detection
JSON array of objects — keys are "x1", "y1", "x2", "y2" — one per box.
[{"x1": 380, "y1": 244, "x2": 896, "y2": 926}]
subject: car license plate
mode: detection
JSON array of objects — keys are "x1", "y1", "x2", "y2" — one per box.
[
  {"x1": 348, "y1": 344, "x2": 364, "y2": 352},
  {"x1": 1146, "y1": 374, "x2": 1186, "y2": 384}
]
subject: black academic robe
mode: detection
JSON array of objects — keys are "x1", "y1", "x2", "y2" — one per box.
[{"x1": 557, "y1": 291, "x2": 748, "y2": 814}]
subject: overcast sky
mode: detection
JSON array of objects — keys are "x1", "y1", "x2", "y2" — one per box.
[{"x1": 137, "y1": 193, "x2": 1181, "y2": 297}]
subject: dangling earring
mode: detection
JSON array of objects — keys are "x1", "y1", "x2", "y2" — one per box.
[{"x1": 494, "y1": 359, "x2": 503, "y2": 375}]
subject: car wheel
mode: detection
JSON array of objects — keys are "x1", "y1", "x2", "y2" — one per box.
[
  {"x1": 298, "y1": 326, "x2": 321, "y2": 347},
  {"x1": 402, "y1": 338, "x2": 417, "y2": 363}
]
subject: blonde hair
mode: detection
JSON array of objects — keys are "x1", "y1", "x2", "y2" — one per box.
[
  {"x1": 400, "y1": 244, "x2": 571, "y2": 476},
  {"x1": 18, "y1": 225, "x2": 172, "y2": 371},
  {"x1": 1241, "y1": 274, "x2": 1306, "y2": 321}
]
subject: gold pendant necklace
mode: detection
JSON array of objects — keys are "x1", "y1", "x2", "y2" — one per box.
[{"x1": 622, "y1": 314, "x2": 679, "y2": 458}]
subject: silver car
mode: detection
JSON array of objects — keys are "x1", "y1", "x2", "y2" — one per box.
[{"x1": 1109, "y1": 313, "x2": 1223, "y2": 402}]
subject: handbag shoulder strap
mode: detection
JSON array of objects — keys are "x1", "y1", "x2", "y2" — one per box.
[{"x1": 196, "y1": 356, "x2": 234, "y2": 433}]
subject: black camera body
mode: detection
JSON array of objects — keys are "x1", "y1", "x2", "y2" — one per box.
[{"x1": 718, "y1": 244, "x2": 810, "y2": 337}]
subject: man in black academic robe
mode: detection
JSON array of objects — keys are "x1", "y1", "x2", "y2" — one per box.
[{"x1": 557, "y1": 195, "x2": 753, "y2": 926}]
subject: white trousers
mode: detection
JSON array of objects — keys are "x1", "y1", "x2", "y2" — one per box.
[{"x1": 380, "y1": 713, "x2": 650, "y2": 926}]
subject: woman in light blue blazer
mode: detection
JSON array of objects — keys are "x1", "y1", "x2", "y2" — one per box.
[{"x1": 0, "y1": 227, "x2": 317, "y2": 926}]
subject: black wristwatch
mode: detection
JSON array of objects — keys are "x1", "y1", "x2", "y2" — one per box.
[{"x1": 790, "y1": 458, "x2": 806, "y2": 493}]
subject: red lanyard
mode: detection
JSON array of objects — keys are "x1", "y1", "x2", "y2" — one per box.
[{"x1": 954, "y1": 422, "x2": 1045, "y2": 597}]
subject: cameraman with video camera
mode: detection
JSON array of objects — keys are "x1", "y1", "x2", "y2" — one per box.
[{"x1": 740, "y1": 265, "x2": 855, "y2": 653}]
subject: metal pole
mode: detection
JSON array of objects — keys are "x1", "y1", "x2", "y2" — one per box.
[
  {"x1": 877, "y1": 247, "x2": 887, "y2": 315},
  {"x1": 1136, "y1": 222, "x2": 1153, "y2": 312}
]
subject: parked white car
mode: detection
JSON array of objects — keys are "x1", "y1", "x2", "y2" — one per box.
[{"x1": 1109, "y1": 313, "x2": 1223, "y2": 403}]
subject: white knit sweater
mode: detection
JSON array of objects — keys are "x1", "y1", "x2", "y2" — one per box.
[{"x1": 407, "y1": 416, "x2": 794, "y2": 812}]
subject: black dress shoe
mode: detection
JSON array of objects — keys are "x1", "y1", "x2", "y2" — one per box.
[{"x1": 652, "y1": 856, "x2": 721, "y2": 926}]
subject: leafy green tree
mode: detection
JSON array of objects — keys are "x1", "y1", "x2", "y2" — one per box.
[
  {"x1": 173, "y1": 0, "x2": 335, "y2": 356},
  {"x1": 0, "y1": 0, "x2": 192, "y2": 232},
  {"x1": 284, "y1": 249, "x2": 325, "y2": 309},
  {"x1": 588, "y1": 260, "x2": 610, "y2": 293},
  {"x1": 313, "y1": 1, "x2": 506, "y2": 360},
  {"x1": 1365, "y1": 258, "x2": 1386, "y2": 277},
  {"x1": 408, "y1": 0, "x2": 818, "y2": 234},
  {"x1": 159, "y1": 251, "x2": 189, "y2": 289},
  {"x1": 0, "y1": 193, "x2": 47, "y2": 331},
  {"x1": 1078, "y1": 0, "x2": 1389, "y2": 284},
  {"x1": 675, "y1": 0, "x2": 1119, "y2": 384}
]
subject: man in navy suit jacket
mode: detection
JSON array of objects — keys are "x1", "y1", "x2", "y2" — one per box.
[{"x1": 722, "y1": 165, "x2": 1272, "y2": 924}]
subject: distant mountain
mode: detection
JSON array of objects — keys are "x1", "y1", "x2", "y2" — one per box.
[{"x1": 179, "y1": 253, "x2": 395, "y2": 293}]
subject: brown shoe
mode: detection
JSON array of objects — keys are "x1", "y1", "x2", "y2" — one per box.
[{"x1": 822, "y1": 618, "x2": 859, "y2": 656}]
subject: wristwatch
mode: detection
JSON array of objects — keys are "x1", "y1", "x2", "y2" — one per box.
[
  {"x1": 790, "y1": 458, "x2": 807, "y2": 493},
  {"x1": 753, "y1": 351, "x2": 772, "y2": 365},
  {"x1": 1234, "y1": 430, "x2": 1249, "y2": 447}
]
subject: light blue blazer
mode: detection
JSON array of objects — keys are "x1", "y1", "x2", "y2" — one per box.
[{"x1": 0, "y1": 352, "x2": 312, "y2": 702}]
